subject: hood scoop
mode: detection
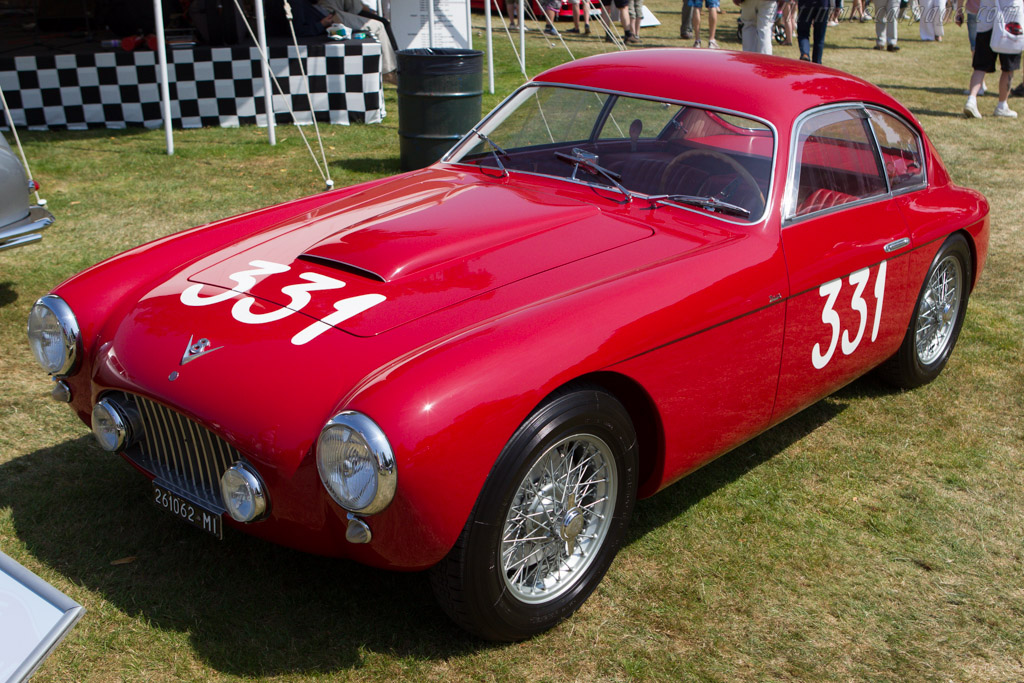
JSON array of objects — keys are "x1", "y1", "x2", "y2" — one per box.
[{"x1": 297, "y1": 253, "x2": 386, "y2": 283}]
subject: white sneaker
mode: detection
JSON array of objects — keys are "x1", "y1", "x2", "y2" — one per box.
[
  {"x1": 994, "y1": 103, "x2": 1018, "y2": 118},
  {"x1": 693, "y1": 38, "x2": 701, "y2": 48},
  {"x1": 963, "y1": 99, "x2": 981, "y2": 118},
  {"x1": 708, "y1": 39, "x2": 719, "y2": 49}
]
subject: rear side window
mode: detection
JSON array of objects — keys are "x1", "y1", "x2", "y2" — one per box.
[
  {"x1": 867, "y1": 108, "x2": 926, "y2": 192},
  {"x1": 788, "y1": 107, "x2": 887, "y2": 217}
]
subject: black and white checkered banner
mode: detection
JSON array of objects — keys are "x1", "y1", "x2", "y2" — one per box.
[{"x1": 0, "y1": 42, "x2": 384, "y2": 130}]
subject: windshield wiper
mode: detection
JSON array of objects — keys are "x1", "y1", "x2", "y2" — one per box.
[
  {"x1": 646, "y1": 193, "x2": 751, "y2": 219},
  {"x1": 474, "y1": 130, "x2": 509, "y2": 177},
  {"x1": 555, "y1": 149, "x2": 632, "y2": 204}
]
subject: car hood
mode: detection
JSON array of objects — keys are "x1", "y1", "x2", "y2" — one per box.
[{"x1": 182, "y1": 170, "x2": 654, "y2": 336}]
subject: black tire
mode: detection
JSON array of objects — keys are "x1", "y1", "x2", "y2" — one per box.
[
  {"x1": 430, "y1": 386, "x2": 639, "y2": 641},
  {"x1": 879, "y1": 234, "x2": 972, "y2": 389}
]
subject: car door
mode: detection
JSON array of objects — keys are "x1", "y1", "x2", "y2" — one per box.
[{"x1": 773, "y1": 105, "x2": 917, "y2": 423}]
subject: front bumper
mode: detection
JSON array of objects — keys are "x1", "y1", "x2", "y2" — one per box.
[{"x1": 0, "y1": 205, "x2": 54, "y2": 251}]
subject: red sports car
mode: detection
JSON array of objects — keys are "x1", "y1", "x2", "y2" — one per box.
[{"x1": 27, "y1": 50, "x2": 988, "y2": 641}]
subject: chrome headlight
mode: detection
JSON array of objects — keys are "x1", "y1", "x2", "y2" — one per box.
[
  {"x1": 220, "y1": 463, "x2": 268, "y2": 523},
  {"x1": 27, "y1": 295, "x2": 80, "y2": 376},
  {"x1": 91, "y1": 397, "x2": 140, "y2": 452},
  {"x1": 316, "y1": 411, "x2": 396, "y2": 515}
]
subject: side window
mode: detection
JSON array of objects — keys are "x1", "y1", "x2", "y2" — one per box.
[
  {"x1": 867, "y1": 109, "x2": 926, "y2": 192},
  {"x1": 789, "y1": 107, "x2": 888, "y2": 218}
]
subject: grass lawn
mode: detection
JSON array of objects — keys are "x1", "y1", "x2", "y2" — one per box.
[{"x1": 1, "y1": 2, "x2": 1022, "y2": 681}]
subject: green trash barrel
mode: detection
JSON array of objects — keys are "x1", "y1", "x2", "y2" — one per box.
[{"x1": 396, "y1": 48, "x2": 483, "y2": 171}]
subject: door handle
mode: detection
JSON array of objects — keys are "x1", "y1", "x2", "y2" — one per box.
[{"x1": 884, "y1": 237, "x2": 910, "y2": 253}]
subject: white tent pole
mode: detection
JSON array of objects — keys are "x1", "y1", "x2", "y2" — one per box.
[
  {"x1": 254, "y1": 0, "x2": 276, "y2": 144},
  {"x1": 485, "y1": 0, "x2": 493, "y2": 93},
  {"x1": 428, "y1": 0, "x2": 436, "y2": 47},
  {"x1": 518, "y1": 1, "x2": 525, "y2": 72},
  {"x1": 153, "y1": 0, "x2": 174, "y2": 155}
]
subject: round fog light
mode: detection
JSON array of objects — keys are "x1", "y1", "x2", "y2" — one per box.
[
  {"x1": 220, "y1": 463, "x2": 268, "y2": 523},
  {"x1": 91, "y1": 398, "x2": 135, "y2": 451}
]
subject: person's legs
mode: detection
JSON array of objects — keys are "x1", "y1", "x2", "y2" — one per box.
[
  {"x1": 796, "y1": 3, "x2": 812, "y2": 58},
  {"x1": 691, "y1": 2, "x2": 703, "y2": 45},
  {"x1": 811, "y1": 15, "x2": 826, "y2": 62},
  {"x1": 994, "y1": 66, "x2": 1018, "y2": 116},
  {"x1": 782, "y1": 0, "x2": 796, "y2": 43},
  {"x1": 756, "y1": 0, "x2": 777, "y2": 53},
  {"x1": 632, "y1": 0, "x2": 643, "y2": 38},
  {"x1": 544, "y1": 4, "x2": 559, "y2": 34},
  {"x1": 965, "y1": 32, "x2": 997, "y2": 117},
  {"x1": 681, "y1": 1, "x2": 694, "y2": 38},
  {"x1": 707, "y1": 0, "x2": 719, "y2": 45}
]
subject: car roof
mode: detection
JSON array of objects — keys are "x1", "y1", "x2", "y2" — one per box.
[{"x1": 533, "y1": 49, "x2": 916, "y2": 128}]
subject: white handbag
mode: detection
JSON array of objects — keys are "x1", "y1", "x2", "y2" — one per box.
[{"x1": 990, "y1": 0, "x2": 1024, "y2": 54}]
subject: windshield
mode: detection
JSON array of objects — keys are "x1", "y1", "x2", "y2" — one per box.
[{"x1": 447, "y1": 85, "x2": 775, "y2": 221}]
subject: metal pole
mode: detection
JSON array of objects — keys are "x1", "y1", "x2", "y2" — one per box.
[
  {"x1": 485, "y1": 0, "x2": 494, "y2": 93},
  {"x1": 428, "y1": 0, "x2": 436, "y2": 48},
  {"x1": 518, "y1": 1, "x2": 525, "y2": 73},
  {"x1": 153, "y1": 0, "x2": 174, "y2": 155},
  {"x1": 254, "y1": 0, "x2": 276, "y2": 144}
]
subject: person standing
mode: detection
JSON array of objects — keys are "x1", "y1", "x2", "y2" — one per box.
[
  {"x1": 542, "y1": 0, "x2": 561, "y2": 35},
  {"x1": 873, "y1": 0, "x2": 900, "y2": 50},
  {"x1": 689, "y1": 0, "x2": 721, "y2": 47},
  {"x1": 796, "y1": 0, "x2": 830, "y2": 62},
  {"x1": 954, "y1": 0, "x2": 988, "y2": 94},
  {"x1": 963, "y1": 0, "x2": 1019, "y2": 118},
  {"x1": 567, "y1": 0, "x2": 593, "y2": 34},
  {"x1": 919, "y1": 0, "x2": 945, "y2": 41},
  {"x1": 681, "y1": 0, "x2": 695, "y2": 39},
  {"x1": 781, "y1": 0, "x2": 797, "y2": 44},
  {"x1": 736, "y1": 0, "x2": 780, "y2": 53},
  {"x1": 628, "y1": 0, "x2": 645, "y2": 42}
]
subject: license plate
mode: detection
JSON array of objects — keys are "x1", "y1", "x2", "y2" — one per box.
[{"x1": 152, "y1": 483, "x2": 223, "y2": 539}]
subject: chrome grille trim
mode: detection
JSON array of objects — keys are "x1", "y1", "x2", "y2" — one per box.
[{"x1": 123, "y1": 394, "x2": 238, "y2": 511}]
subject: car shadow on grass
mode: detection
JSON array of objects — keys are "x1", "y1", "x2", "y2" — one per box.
[
  {"x1": 0, "y1": 436, "x2": 480, "y2": 676},
  {"x1": 629, "y1": 392, "x2": 850, "y2": 539},
  {"x1": 0, "y1": 379, "x2": 891, "y2": 675}
]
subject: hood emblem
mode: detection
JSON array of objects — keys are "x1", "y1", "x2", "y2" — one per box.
[{"x1": 180, "y1": 335, "x2": 224, "y2": 366}]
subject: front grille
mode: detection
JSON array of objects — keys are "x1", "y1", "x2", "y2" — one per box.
[{"x1": 121, "y1": 393, "x2": 239, "y2": 512}]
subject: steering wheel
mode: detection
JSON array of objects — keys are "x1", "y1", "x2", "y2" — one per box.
[{"x1": 659, "y1": 149, "x2": 765, "y2": 215}]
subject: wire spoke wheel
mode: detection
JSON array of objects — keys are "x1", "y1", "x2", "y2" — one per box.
[
  {"x1": 914, "y1": 254, "x2": 963, "y2": 366},
  {"x1": 500, "y1": 434, "x2": 617, "y2": 604},
  {"x1": 879, "y1": 234, "x2": 972, "y2": 389},
  {"x1": 430, "y1": 386, "x2": 638, "y2": 641}
]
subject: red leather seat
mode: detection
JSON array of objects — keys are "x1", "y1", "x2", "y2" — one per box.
[{"x1": 797, "y1": 188, "x2": 857, "y2": 216}]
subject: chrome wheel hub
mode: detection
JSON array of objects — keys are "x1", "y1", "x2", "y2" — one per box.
[
  {"x1": 915, "y1": 254, "x2": 963, "y2": 366},
  {"x1": 500, "y1": 434, "x2": 617, "y2": 604}
]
